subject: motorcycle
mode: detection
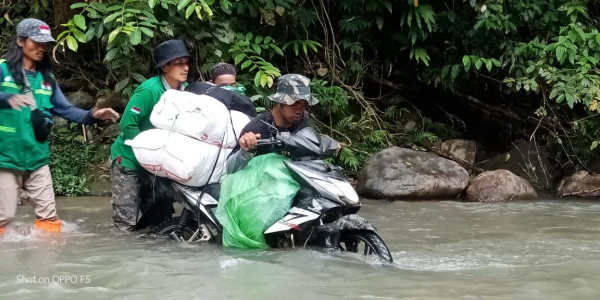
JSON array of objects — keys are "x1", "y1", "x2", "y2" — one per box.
[{"x1": 153, "y1": 126, "x2": 393, "y2": 263}]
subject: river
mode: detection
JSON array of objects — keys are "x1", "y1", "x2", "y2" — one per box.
[{"x1": 1, "y1": 197, "x2": 599, "y2": 299}]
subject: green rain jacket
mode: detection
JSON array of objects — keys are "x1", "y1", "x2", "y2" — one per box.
[{"x1": 110, "y1": 76, "x2": 187, "y2": 171}]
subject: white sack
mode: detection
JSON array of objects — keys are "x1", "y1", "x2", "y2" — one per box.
[
  {"x1": 150, "y1": 90, "x2": 232, "y2": 147},
  {"x1": 226, "y1": 110, "x2": 251, "y2": 146},
  {"x1": 125, "y1": 129, "x2": 229, "y2": 186}
]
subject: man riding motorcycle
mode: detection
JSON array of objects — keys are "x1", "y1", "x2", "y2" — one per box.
[
  {"x1": 152, "y1": 74, "x2": 393, "y2": 262},
  {"x1": 226, "y1": 74, "x2": 335, "y2": 173}
]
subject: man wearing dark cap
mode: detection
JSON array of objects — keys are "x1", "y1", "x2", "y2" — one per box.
[
  {"x1": 209, "y1": 62, "x2": 237, "y2": 86},
  {"x1": 0, "y1": 18, "x2": 120, "y2": 234},
  {"x1": 110, "y1": 39, "x2": 192, "y2": 231}
]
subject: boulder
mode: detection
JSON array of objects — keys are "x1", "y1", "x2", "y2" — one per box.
[
  {"x1": 356, "y1": 147, "x2": 469, "y2": 200},
  {"x1": 95, "y1": 89, "x2": 127, "y2": 111},
  {"x1": 557, "y1": 170, "x2": 600, "y2": 198},
  {"x1": 57, "y1": 77, "x2": 88, "y2": 93},
  {"x1": 66, "y1": 90, "x2": 95, "y2": 110},
  {"x1": 479, "y1": 140, "x2": 558, "y2": 190},
  {"x1": 440, "y1": 139, "x2": 477, "y2": 165},
  {"x1": 98, "y1": 123, "x2": 121, "y2": 140},
  {"x1": 466, "y1": 169, "x2": 537, "y2": 202}
]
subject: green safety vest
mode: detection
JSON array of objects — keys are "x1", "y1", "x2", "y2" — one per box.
[{"x1": 0, "y1": 59, "x2": 54, "y2": 171}]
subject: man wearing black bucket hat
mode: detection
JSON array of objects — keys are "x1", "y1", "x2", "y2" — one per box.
[
  {"x1": 226, "y1": 74, "x2": 337, "y2": 173},
  {"x1": 110, "y1": 39, "x2": 192, "y2": 231},
  {"x1": 0, "y1": 18, "x2": 120, "y2": 234}
]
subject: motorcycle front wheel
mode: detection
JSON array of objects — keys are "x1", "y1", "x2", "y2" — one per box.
[
  {"x1": 339, "y1": 230, "x2": 393, "y2": 263},
  {"x1": 155, "y1": 217, "x2": 199, "y2": 242}
]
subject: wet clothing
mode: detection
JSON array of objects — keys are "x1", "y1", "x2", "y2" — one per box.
[
  {"x1": 226, "y1": 111, "x2": 309, "y2": 173},
  {"x1": 111, "y1": 160, "x2": 174, "y2": 231},
  {"x1": 0, "y1": 165, "x2": 55, "y2": 228},
  {"x1": 110, "y1": 159, "x2": 144, "y2": 231},
  {"x1": 110, "y1": 76, "x2": 184, "y2": 231},
  {"x1": 0, "y1": 60, "x2": 98, "y2": 228}
]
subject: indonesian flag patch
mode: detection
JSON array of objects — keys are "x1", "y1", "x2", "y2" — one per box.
[
  {"x1": 131, "y1": 106, "x2": 141, "y2": 114},
  {"x1": 39, "y1": 25, "x2": 51, "y2": 35},
  {"x1": 41, "y1": 82, "x2": 52, "y2": 90}
]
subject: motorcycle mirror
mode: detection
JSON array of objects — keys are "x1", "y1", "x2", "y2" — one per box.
[{"x1": 260, "y1": 120, "x2": 279, "y2": 140}]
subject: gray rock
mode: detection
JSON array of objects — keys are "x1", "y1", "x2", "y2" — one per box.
[
  {"x1": 98, "y1": 123, "x2": 121, "y2": 140},
  {"x1": 478, "y1": 140, "x2": 558, "y2": 191},
  {"x1": 66, "y1": 90, "x2": 95, "y2": 109},
  {"x1": 557, "y1": 170, "x2": 600, "y2": 198},
  {"x1": 95, "y1": 89, "x2": 127, "y2": 111},
  {"x1": 356, "y1": 147, "x2": 469, "y2": 200},
  {"x1": 466, "y1": 169, "x2": 538, "y2": 202},
  {"x1": 440, "y1": 139, "x2": 477, "y2": 165}
]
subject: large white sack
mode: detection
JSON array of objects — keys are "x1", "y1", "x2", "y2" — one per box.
[
  {"x1": 150, "y1": 90, "x2": 232, "y2": 147},
  {"x1": 225, "y1": 110, "x2": 251, "y2": 146},
  {"x1": 125, "y1": 129, "x2": 230, "y2": 186}
]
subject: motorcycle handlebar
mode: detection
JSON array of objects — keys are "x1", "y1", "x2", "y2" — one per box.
[{"x1": 255, "y1": 138, "x2": 284, "y2": 147}]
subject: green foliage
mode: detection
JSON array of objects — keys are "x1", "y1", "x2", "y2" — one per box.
[
  {"x1": 8, "y1": 0, "x2": 600, "y2": 177},
  {"x1": 230, "y1": 33, "x2": 283, "y2": 87},
  {"x1": 49, "y1": 123, "x2": 105, "y2": 197},
  {"x1": 0, "y1": 0, "x2": 52, "y2": 54},
  {"x1": 311, "y1": 79, "x2": 458, "y2": 173},
  {"x1": 55, "y1": 0, "x2": 289, "y2": 96}
]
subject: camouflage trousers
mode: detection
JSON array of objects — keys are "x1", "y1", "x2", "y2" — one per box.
[
  {"x1": 110, "y1": 160, "x2": 144, "y2": 231},
  {"x1": 110, "y1": 160, "x2": 174, "y2": 232}
]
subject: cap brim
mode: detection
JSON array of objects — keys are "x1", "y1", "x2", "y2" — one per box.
[
  {"x1": 269, "y1": 93, "x2": 319, "y2": 105},
  {"x1": 29, "y1": 35, "x2": 56, "y2": 43}
]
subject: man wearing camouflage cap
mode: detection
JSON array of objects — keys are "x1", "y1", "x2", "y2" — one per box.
[{"x1": 226, "y1": 74, "x2": 321, "y2": 173}]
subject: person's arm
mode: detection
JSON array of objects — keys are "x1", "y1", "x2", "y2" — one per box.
[
  {"x1": 49, "y1": 80, "x2": 96, "y2": 124},
  {"x1": 225, "y1": 125, "x2": 262, "y2": 173},
  {"x1": 226, "y1": 148, "x2": 254, "y2": 174},
  {"x1": 320, "y1": 134, "x2": 340, "y2": 156},
  {"x1": 119, "y1": 86, "x2": 158, "y2": 141},
  {"x1": 50, "y1": 79, "x2": 119, "y2": 124}
]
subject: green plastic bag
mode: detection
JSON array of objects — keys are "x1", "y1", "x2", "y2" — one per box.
[{"x1": 216, "y1": 153, "x2": 300, "y2": 249}]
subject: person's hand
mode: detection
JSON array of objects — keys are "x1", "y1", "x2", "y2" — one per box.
[
  {"x1": 92, "y1": 108, "x2": 120, "y2": 122},
  {"x1": 336, "y1": 142, "x2": 342, "y2": 153},
  {"x1": 8, "y1": 94, "x2": 34, "y2": 110},
  {"x1": 239, "y1": 132, "x2": 261, "y2": 152}
]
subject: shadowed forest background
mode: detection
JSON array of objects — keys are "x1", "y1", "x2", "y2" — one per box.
[{"x1": 2, "y1": 0, "x2": 600, "y2": 196}]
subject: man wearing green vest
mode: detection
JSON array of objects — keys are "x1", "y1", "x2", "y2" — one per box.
[{"x1": 0, "y1": 18, "x2": 119, "y2": 234}]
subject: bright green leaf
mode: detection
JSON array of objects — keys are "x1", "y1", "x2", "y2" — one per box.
[
  {"x1": 234, "y1": 53, "x2": 245, "y2": 65},
  {"x1": 130, "y1": 28, "x2": 142, "y2": 45},
  {"x1": 451, "y1": 65, "x2": 460, "y2": 78},
  {"x1": 139, "y1": 27, "x2": 154, "y2": 37},
  {"x1": 73, "y1": 15, "x2": 86, "y2": 30},
  {"x1": 66, "y1": 35, "x2": 78, "y2": 51},
  {"x1": 241, "y1": 60, "x2": 252, "y2": 70},
  {"x1": 185, "y1": 3, "x2": 196, "y2": 19}
]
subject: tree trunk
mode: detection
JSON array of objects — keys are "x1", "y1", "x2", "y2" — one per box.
[{"x1": 53, "y1": 0, "x2": 79, "y2": 28}]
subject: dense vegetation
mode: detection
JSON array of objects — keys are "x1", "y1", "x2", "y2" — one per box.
[{"x1": 2, "y1": 0, "x2": 600, "y2": 195}]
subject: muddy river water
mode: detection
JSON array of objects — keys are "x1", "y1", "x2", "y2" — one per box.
[{"x1": 1, "y1": 197, "x2": 599, "y2": 299}]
